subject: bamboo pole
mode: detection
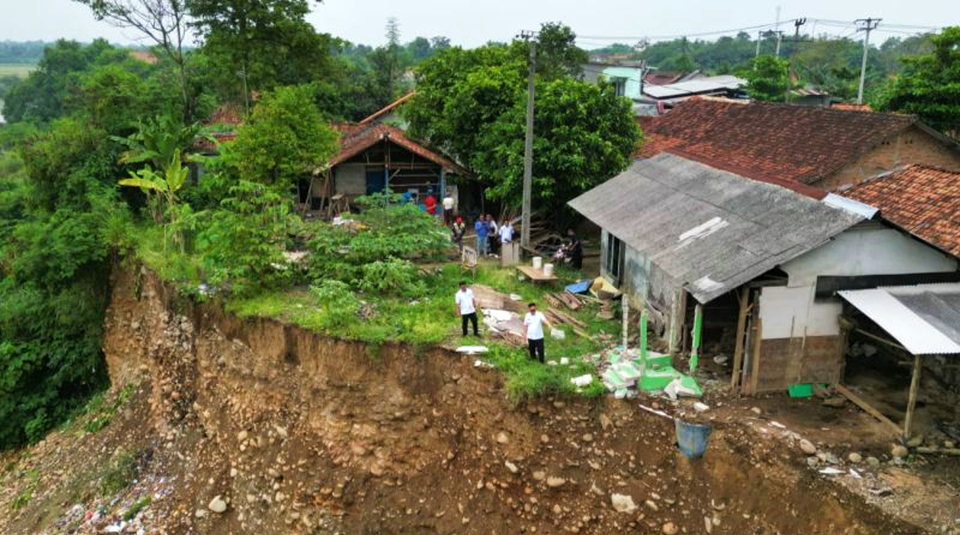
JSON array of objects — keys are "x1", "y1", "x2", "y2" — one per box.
[
  {"x1": 750, "y1": 317, "x2": 763, "y2": 395},
  {"x1": 690, "y1": 303, "x2": 703, "y2": 373},
  {"x1": 731, "y1": 287, "x2": 749, "y2": 391},
  {"x1": 903, "y1": 353, "x2": 922, "y2": 440}
]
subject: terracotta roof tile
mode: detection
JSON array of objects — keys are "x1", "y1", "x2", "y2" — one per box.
[
  {"x1": 330, "y1": 122, "x2": 468, "y2": 175},
  {"x1": 637, "y1": 98, "x2": 917, "y2": 185},
  {"x1": 845, "y1": 165, "x2": 960, "y2": 257}
]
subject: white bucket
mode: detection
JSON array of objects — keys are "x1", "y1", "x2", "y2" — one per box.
[
  {"x1": 532, "y1": 256, "x2": 543, "y2": 270},
  {"x1": 543, "y1": 263, "x2": 555, "y2": 277}
]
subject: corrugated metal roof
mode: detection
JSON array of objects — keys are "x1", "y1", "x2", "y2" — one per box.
[
  {"x1": 823, "y1": 193, "x2": 880, "y2": 219},
  {"x1": 838, "y1": 283, "x2": 960, "y2": 355},
  {"x1": 568, "y1": 153, "x2": 863, "y2": 303},
  {"x1": 642, "y1": 76, "x2": 745, "y2": 99}
]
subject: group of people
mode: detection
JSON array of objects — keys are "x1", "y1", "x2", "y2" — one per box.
[
  {"x1": 455, "y1": 281, "x2": 552, "y2": 362},
  {"x1": 448, "y1": 213, "x2": 513, "y2": 258}
]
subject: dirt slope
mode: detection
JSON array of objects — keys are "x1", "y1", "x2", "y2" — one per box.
[{"x1": 0, "y1": 266, "x2": 930, "y2": 535}]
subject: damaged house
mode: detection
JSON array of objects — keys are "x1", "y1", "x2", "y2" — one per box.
[{"x1": 569, "y1": 154, "x2": 959, "y2": 417}]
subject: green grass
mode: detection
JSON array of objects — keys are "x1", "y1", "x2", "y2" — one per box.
[
  {"x1": 10, "y1": 469, "x2": 38, "y2": 511},
  {"x1": 122, "y1": 496, "x2": 152, "y2": 521},
  {"x1": 230, "y1": 262, "x2": 619, "y2": 401},
  {"x1": 132, "y1": 219, "x2": 621, "y2": 402},
  {"x1": 80, "y1": 383, "x2": 137, "y2": 434},
  {"x1": 99, "y1": 449, "x2": 141, "y2": 497},
  {"x1": 0, "y1": 64, "x2": 36, "y2": 78}
]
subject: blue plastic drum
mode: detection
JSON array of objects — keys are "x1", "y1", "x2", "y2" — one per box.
[{"x1": 675, "y1": 419, "x2": 712, "y2": 459}]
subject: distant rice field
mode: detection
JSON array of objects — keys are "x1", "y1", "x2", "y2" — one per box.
[{"x1": 0, "y1": 64, "x2": 37, "y2": 78}]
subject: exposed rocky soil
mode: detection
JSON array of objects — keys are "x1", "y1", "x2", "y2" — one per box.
[{"x1": 0, "y1": 266, "x2": 940, "y2": 534}]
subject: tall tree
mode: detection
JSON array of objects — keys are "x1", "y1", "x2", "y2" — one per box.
[
  {"x1": 186, "y1": 0, "x2": 332, "y2": 100},
  {"x1": 742, "y1": 55, "x2": 789, "y2": 102},
  {"x1": 73, "y1": 0, "x2": 192, "y2": 117},
  {"x1": 225, "y1": 84, "x2": 339, "y2": 192},
  {"x1": 875, "y1": 27, "x2": 960, "y2": 136},
  {"x1": 536, "y1": 22, "x2": 588, "y2": 81}
]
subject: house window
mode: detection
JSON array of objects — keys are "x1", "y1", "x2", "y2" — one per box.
[{"x1": 605, "y1": 233, "x2": 625, "y2": 284}]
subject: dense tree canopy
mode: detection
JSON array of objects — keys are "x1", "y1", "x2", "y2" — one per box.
[
  {"x1": 406, "y1": 23, "x2": 639, "y2": 213},
  {"x1": 875, "y1": 26, "x2": 960, "y2": 135},
  {"x1": 742, "y1": 55, "x2": 789, "y2": 102}
]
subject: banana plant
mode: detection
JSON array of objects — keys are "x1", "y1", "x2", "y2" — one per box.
[{"x1": 119, "y1": 149, "x2": 190, "y2": 251}]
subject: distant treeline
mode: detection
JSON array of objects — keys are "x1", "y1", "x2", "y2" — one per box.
[{"x1": 0, "y1": 41, "x2": 50, "y2": 64}]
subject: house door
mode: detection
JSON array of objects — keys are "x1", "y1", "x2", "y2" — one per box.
[{"x1": 366, "y1": 169, "x2": 386, "y2": 195}]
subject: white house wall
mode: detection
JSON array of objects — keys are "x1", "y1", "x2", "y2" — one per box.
[
  {"x1": 761, "y1": 223, "x2": 957, "y2": 342},
  {"x1": 780, "y1": 222, "x2": 958, "y2": 287}
]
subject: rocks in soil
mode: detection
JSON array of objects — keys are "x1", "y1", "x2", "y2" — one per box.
[
  {"x1": 208, "y1": 496, "x2": 228, "y2": 514},
  {"x1": 505, "y1": 461, "x2": 519, "y2": 474},
  {"x1": 546, "y1": 476, "x2": 566, "y2": 488},
  {"x1": 799, "y1": 439, "x2": 817, "y2": 455},
  {"x1": 497, "y1": 432, "x2": 509, "y2": 444},
  {"x1": 582, "y1": 433, "x2": 594, "y2": 443},
  {"x1": 822, "y1": 397, "x2": 847, "y2": 408},
  {"x1": 750, "y1": 407, "x2": 762, "y2": 415},
  {"x1": 891, "y1": 445, "x2": 909, "y2": 459},
  {"x1": 533, "y1": 471, "x2": 546, "y2": 481},
  {"x1": 662, "y1": 521, "x2": 679, "y2": 534},
  {"x1": 906, "y1": 435, "x2": 923, "y2": 448},
  {"x1": 866, "y1": 456, "x2": 881, "y2": 468},
  {"x1": 599, "y1": 414, "x2": 613, "y2": 431},
  {"x1": 806, "y1": 456, "x2": 820, "y2": 468},
  {"x1": 610, "y1": 493, "x2": 637, "y2": 513},
  {"x1": 848, "y1": 452, "x2": 863, "y2": 463}
]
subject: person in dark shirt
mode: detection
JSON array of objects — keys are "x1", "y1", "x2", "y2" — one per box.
[{"x1": 567, "y1": 229, "x2": 583, "y2": 270}]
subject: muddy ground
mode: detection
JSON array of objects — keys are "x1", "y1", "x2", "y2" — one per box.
[{"x1": 0, "y1": 267, "x2": 954, "y2": 535}]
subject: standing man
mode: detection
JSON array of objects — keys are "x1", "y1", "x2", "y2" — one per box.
[
  {"x1": 451, "y1": 216, "x2": 466, "y2": 252},
  {"x1": 567, "y1": 229, "x2": 583, "y2": 270},
  {"x1": 474, "y1": 217, "x2": 489, "y2": 257},
  {"x1": 498, "y1": 220, "x2": 514, "y2": 245},
  {"x1": 522, "y1": 302, "x2": 552, "y2": 363},
  {"x1": 486, "y1": 214, "x2": 500, "y2": 256},
  {"x1": 455, "y1": 281, "x2": 480, "y2": 337},
  {"x1": 442, "y1": 191, "x2": 456, "y2": 225}
]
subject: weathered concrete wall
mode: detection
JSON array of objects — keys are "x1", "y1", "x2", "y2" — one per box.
[{"x1": 816, "y1": 125, "x2": 960, "y2": 191}]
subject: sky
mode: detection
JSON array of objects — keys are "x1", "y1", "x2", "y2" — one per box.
[{"x1": 0, "y1": 0, "x2": 956, "y2": 48}]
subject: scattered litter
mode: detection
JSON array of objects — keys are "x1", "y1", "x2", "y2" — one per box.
[
  {"x1": 638, "y1": 404, "x2": 673, "y2": 420},
  {"x1": 770, "y1": 421, "x2": 787, "y2": 429},
  {"x1": 456, "y1": 346, "x2": 488, "y2": 355},
  {"x1": 550, "y1": 328, "x2": 566, "y2": 340},
  {"x1": 474, "y1": 359, "x2": 493, "y2": 368},
  {"x1": 818, "y1": 467, "x2": 845, "y2": 476},
  {"x1": 849, "y1": 468, "x2": 862, "y2": 479},
  {"x1": 571, "y1": 374, "x2": 594, "y2": 387},
  {"x1": 693, "y1": 402, "x2": 710, "y2": 412},
  {"x1": 712, "y1": 355, "x2": 729, "y2": 365},
  {"x1": 664, "y1": 378, "x2": 698, "y2": 400},
  {"x1": 509, "y1": 293, "x2": 521, "y2": 301},
  {"x1": 559, "y1": 357, "x2": 570, "y2": 365},
  {"x1": 546, "y1": 360, "x2": 558, "y2": 366}
]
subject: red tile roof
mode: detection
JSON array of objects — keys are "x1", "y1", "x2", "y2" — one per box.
[
  {"x1": 330, "y1": 122, "x2": 468, "y2": 175},
  {"x1": 845, "y1": 165, "x2": 960, "y2": 257},
  {"x1": 637, "y1": 97, "x2": 918, "y2": 186}
]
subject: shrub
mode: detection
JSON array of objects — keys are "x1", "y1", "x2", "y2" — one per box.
[
  {"x1": 357, "y1": 258, "x2": 425, "y2": 298},
  {"x1": 311, "y1": 280, "x2": 362, "y2": 330}
]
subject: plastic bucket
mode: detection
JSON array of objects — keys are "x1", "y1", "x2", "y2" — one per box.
[
  {"x1": 532, "y1": 257, "x2": 543, "y2": 270},
  {"x1": 675, "y1": 419, "x2": 712, "y2": 459},
  {"x1": 543, "y1": 263, "x2": 555, "y2": 277}
]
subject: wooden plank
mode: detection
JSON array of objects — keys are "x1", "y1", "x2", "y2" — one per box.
[
  {"x1": 903, "y1": 354, "x2": 922, "y2": 440},
  {"x1": 749, "y1": 317, "x2": 763, "y2": 395},
  {"x1": 835, "y1": 384, "x2": 902, "y2": 436},
  {"x1": 544, "y1": 294, "x2": 562, "y2": 309},
  {"x1": 731, "y1": 287, "x2": 750, "y2": 391}
]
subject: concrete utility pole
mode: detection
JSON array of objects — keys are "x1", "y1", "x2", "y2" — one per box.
[
  {"x1": 518, "y1": 30, "x2": 537, "y2": 249},
  {"x1": 856, "y1": 17, "x2": 881, "y2": 105},
  {"x1": 774, "y1": 5, "x2": 782, "y2": 57}
]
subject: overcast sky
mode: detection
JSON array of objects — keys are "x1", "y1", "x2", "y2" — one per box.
[{"x1": 1, "y1": 0, "x2": 956, "y2": 48}]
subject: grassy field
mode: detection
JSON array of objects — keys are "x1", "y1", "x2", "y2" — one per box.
[{"x1": 0, "y1": 64, "x2": 37, "y2": 78}]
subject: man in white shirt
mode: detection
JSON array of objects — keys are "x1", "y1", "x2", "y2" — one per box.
[
  {"x1": 455, "y1": 281, "x2": 480, "y2": 337},
  {"x1": 498, "y1": 222, "x2": 514, "y2": 244},
  {"x1": 442, "y1": 192, "x2": 455, "y2": 225},
  {"x1": 522, "y1": 302, "x2": 552, "y2": 362}
]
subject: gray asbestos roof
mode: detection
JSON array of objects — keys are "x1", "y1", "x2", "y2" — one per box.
[{"x1": 568, "y1": 153, "x2": 864, "y2": 303}]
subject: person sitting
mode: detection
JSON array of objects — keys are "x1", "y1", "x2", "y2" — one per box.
[{"x1": 425, "y1": 193, "x2": 438, "y2": 216}]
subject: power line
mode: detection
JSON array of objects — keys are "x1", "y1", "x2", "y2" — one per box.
[{"x1": 855, "y1": 17, "x2": 881, "y2": 105}]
